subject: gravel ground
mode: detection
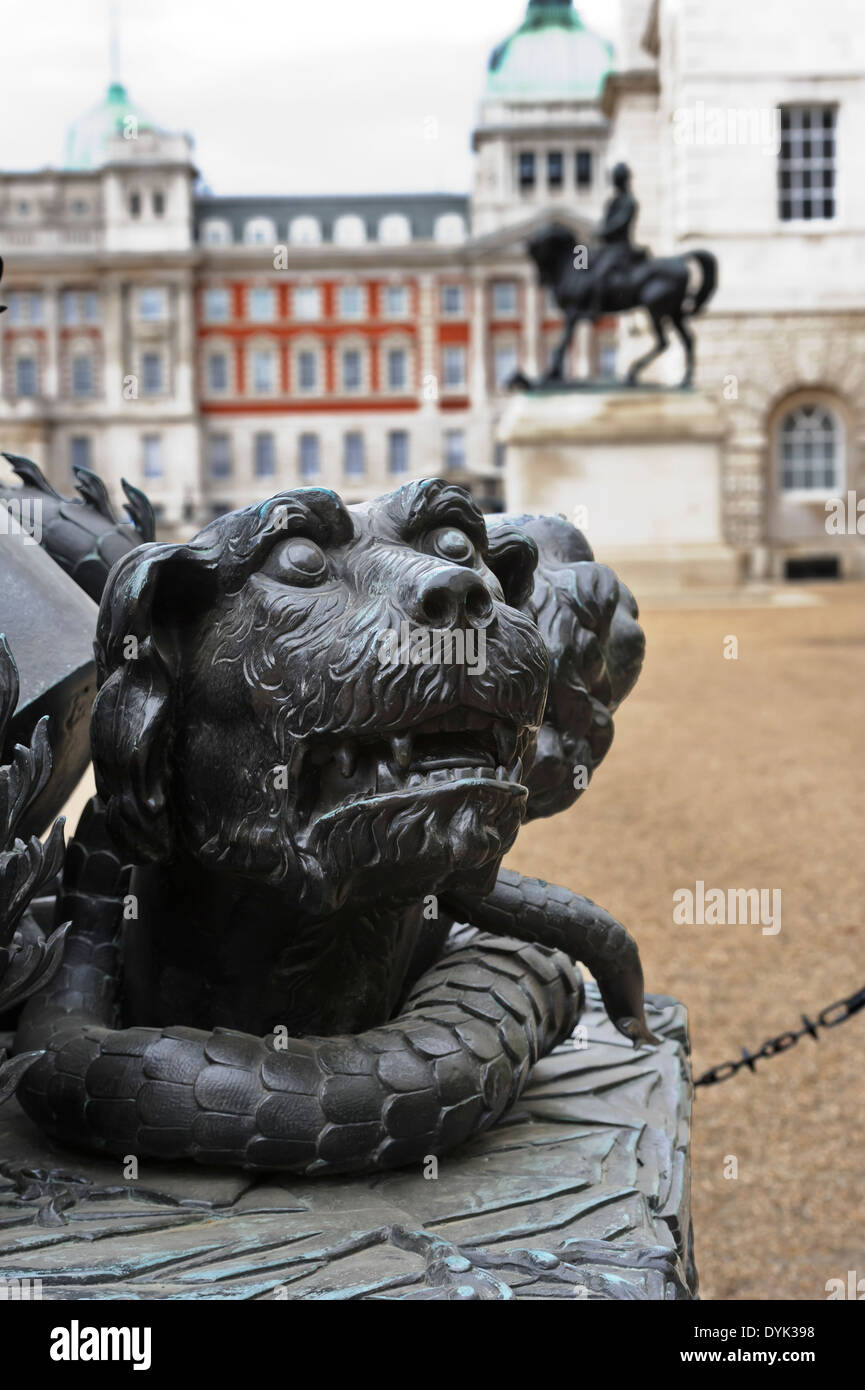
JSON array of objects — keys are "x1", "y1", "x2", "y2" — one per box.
[
  {"x1": 505, "y1": 581, "x2": 865, "y2": 1302},
  {"x1": 55, "y1": 583, "x2": 864, "y2": 1301}
]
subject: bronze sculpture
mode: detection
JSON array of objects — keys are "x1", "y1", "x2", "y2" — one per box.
[
  {"x1": 528, "y1": 165, "x2": 718, "y2": 388},
  {"x1": 5, "y1": 478, "x2": 657, "y2": 1174}
]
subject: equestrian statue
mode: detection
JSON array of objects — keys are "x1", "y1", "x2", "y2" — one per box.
[{"x1": 528, "y1": 163, "x2": 718, "y2": 389}]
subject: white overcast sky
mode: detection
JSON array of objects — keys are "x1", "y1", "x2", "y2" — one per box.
[{"x1": 0, "y1": 0, "x2": 620, "y2": 193}]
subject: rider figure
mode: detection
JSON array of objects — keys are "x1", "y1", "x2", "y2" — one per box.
[{"x1": 589, "y1": 163, "x2": 639, "y2": 320}]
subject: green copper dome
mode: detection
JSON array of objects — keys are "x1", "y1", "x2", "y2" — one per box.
[
  {"x1": 63, "y1": 82, "x2": 161, "y2": 170},
  {"x1": 487, "y1": 1, "x2": 613, "y2": 102}
]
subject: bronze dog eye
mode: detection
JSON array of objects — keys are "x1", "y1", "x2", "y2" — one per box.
[
  {"x1": 426, "y1": 526, "x2": 477, "y2": 565},
  {"x1": 267, "y1": 537, "x2": 328, "y2": 585}
]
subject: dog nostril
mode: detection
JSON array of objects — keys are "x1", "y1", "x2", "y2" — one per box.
[
  {"x1": 417, "y1": 569, "x2": 496, "y2": 630},
  {"x1": 465, "y1": 587, "x2": 494, "y2": 628},
  {"x1": 420, "y1": 588, "x2": 451, "y2": 626}
]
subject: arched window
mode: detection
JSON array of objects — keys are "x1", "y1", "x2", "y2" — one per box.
[
  {"x1": 244, "y1": 217, "x2": 276, "y2": 246},
  {"x1": 333, "y1": 215, "x2": 367, "y2": 247},
  {"x1": 290, "y1": 216, "x2": 322, "y2": 246},
  {"x1": 378, "y1": 213, "x2": 411, "y2": 245},
  {"x1": 201, "y1": 219, "x2": 232, "y2": 246},
  {"x1": 434, "y1": 213, "x2": 467, "y2": 245},
  {"x1": 778, "y1": 402, "x2": 843, "y2": 492}
]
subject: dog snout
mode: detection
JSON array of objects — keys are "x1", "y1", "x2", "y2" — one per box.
[{"x1": 415, "y1": 566, "x2": 495, "y2": 631}]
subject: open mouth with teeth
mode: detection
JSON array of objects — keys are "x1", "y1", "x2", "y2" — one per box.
[{"x1": 296, "y1": 708, "x2": 529, "y2": 830}]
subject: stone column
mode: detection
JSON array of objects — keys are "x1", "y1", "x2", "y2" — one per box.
[
  {"x1": 42, "y1": 284, "x2": 59, "y2": 399},
  {"x1": 575, "y1": 320, "x2": 592, "y2": 381},
  {"x1": 470, "y1": 270, "x2": 488, "y2": 407},
  {"x1": 522, "y1": 271, "x2": 539, "y2": 378}
]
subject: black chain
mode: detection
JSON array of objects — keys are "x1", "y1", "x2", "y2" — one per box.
[{"x1": 693, "y1": 983, "x2": 865, "y2": 1088}]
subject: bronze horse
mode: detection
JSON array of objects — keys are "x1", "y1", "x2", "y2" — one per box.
[{"x1": 529, "y1": 223, "x2": 718, "y2": 389}]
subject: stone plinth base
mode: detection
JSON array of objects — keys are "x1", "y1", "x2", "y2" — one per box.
[
  {"x1": 0, "y1": 985, "x2": 696, "y2": 1300},
  {"x1": 499, "y1": 387, "x2": 742, "y2": 593}
]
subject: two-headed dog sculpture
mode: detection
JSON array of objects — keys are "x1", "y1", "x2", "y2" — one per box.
[{"x1": 16, "y1": 480, "x2": 656, "y2": 1174}]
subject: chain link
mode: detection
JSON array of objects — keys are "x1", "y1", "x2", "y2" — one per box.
[{"x1": 693, "y1": 983, "x2": 865, "y2": 1088}]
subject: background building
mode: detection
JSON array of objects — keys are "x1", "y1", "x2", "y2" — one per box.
[{"x1": 1, "y1": 0, "x2": 864, "y2": 579}]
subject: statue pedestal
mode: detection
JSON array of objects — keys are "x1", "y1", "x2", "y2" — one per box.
[
  {"x1": 499, "y1": 387, "x2": 742, "y2": 593},
  {"x1": 0, "y1": 985, "x2": 696, "y2": 1300}
]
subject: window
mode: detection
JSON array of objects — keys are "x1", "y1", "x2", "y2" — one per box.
[
  {"x1": 244, "y1": 217, "x2": 276, "y2": 245},
  {"x1": 8, "y1": 292, "x2": 43, "y2": 325},
  {"x1": 444, "y1": 429, "x2": 466, "y2": 472},
  {"x1": 129, "y1": 192, "x2": 141, "y2": 217},
  {"x1": 342, "y1": 348, "x2": 362, "y2": 392},
  {"x1": 779, "y1": 107, "x2": 836, "y2": 221},
  {"x1": 547, "y1": 151, "x2": 564, "y2": 189},
  {"x1": 71, "y1": 199, "x2": 89, "y2": 216},
  {"x1": 388, "y1": 430, "x2": 410, "y2": 476},
  {"x1": 378, "y1": 214, "x2": 411, "y2": 245},
  {"x1": 16, "y1": 357, "x2": 37, "y2": 397},
  {"x1": 492, "y1": 281, "x2": 518, "y2": 317},
  {"x1": 208, "y1": 353, "x2": 228, "y2": 392},
  {"x1": 142, "y1": 434, "x2": 162, "y2": 480},
  {"x1": 344, "y1": 432, "x2": 365, "y2": 476},
  {"x1": 70, "y1": 436, "x2": 92, "y2": 472},
  {"x1": 72, "y1": 354, "x2": 94, "y2": 397},
  {"x1": 494, "y1": 442, "x2": 506, "y2": 470},
  {"x1": 434, "y1": 213, "x2": 467, "y2": 244},
  {"x1": 289, "y1": 216, "x2": 322, "y2": 246},
  {"x1": 293, "y1": 286, "x2": 321, "y2": 321},
  {"x1": 249, "y1": 287, "x2": 275, "y2": 321},
  {"x1": 208, "y1": 434, "x2": 232, "y2": 479},
  {"x1": 254, "y1": 432, "x2": 276, "y2": 478},
  {"x1": 16, "y1": 200, "x2": 31, "y2": 216},
  {"x1": 203, "y1": 287, "x2": 230, "y2": 323},
  {"x1": 252, "y1": 350, "x2": 275, "y2": 394},
  {"x1": 442, "y1": 345, "x2": 466, "y2": 390},
  {"x1": 384, "y1": 284, "x2": 408, "y2": 317},
  {"x1": 141, "y1": 352, "x2": 163, "y2": 395},
  {"x1": 61, "y1": 291, "x2": 78, "y2": 324},
  {"x1": 339, "y1": 285, "x2": 366, "y2": 319},
  {"x1": 137, "y1": 287, "x2": 167, "y2": 321},
  {"x1": 440, "y1": 284, "x2": 464, "y2": 316},
  {"x1": 297, "y1": 350, "x2": 317, "y2": 392},
  {"x1": 778, "y1": 403, "x2": 842, "y2": 492},
  {"x1": 598, "y1": 338, "x2": 617, "y2": 380},
  {"x1": 299, "y1": 433, "x2": 320, "y2": 477},
  {"x1": 518, "y1": 152, "x2": 536, "y2": 190},
  {"x1": 576, "y1": 150, "x2": 593, "y2": 189},
  {"x1": 153, "y1": 191, "x2": 165, "y2": 216},
  {"x1": 201, "y1": 219, "x2": 231, "y2": 246},
  {"x1": 387, "y1": 347, "x2": 407, "y2": 391},
  {"x1": 83, "y1": 291, "x2": 98, "y2": 322},
  {"x1": 494, "y1": 344, "x2": 518, "y2": 389},
  {"x1": 334, "y1": 215, "x2": 367, "y2": 247}
]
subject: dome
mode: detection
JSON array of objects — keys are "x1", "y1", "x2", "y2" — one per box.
[
  {"x1": 486, "y1": 1, "x2": 613, "y2": 102},
  {"x1": 63, "y1": 82, "x2": 163, "y2": 170}
]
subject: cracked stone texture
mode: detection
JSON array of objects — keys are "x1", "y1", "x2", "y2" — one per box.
[{"x1": 0, "y1": 984, "x2": 695, "y2": 1300}]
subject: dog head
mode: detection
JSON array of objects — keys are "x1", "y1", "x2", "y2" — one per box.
[
  {"x1": 92, "y1": 481, "x2": 547, "y2": 917},
  {"x1": 487, "y1": 514, "x2": 645, "y2": 820}
]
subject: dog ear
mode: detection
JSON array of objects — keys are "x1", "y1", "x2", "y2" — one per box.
[
  {"x1": 91, "y1": 541, "x2": 215, "y2": 864},
  {"x1": 484, "y1": 522, "x2": 539, "y2": 611}
]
